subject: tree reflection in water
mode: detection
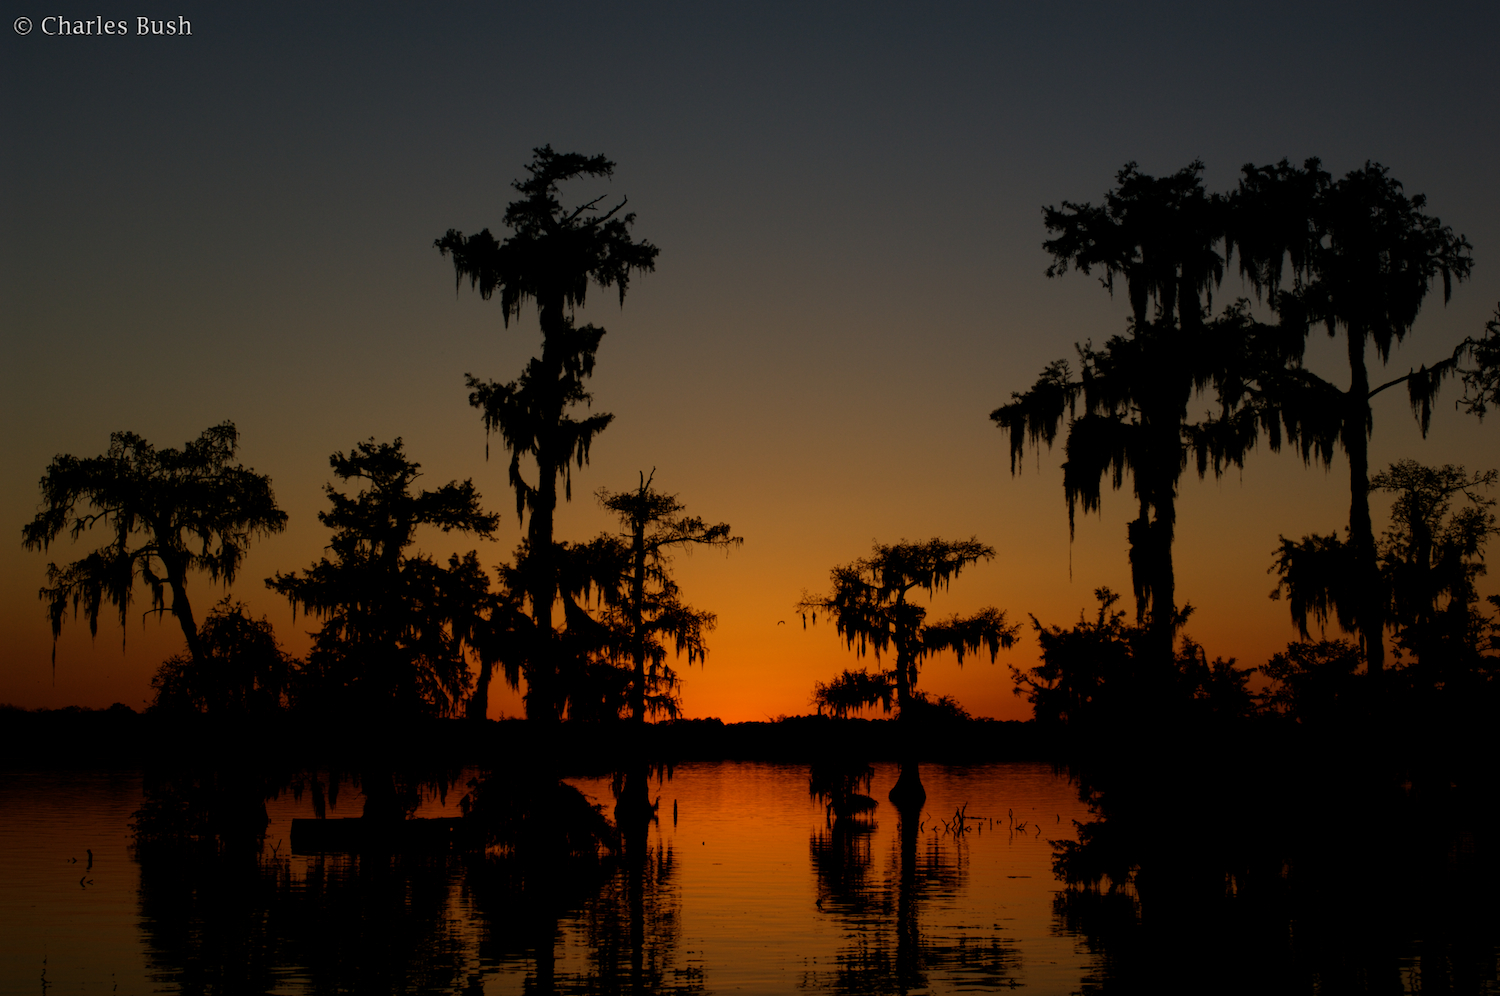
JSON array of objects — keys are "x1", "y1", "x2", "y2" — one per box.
[
  {"x1": 462, "y1": 762, "x2": 698, "y2": 994},
  {"x1": 137, "y1": 840, "x2": 478, "y2": 991},
  {"x1": 131, "y1": 761, "x2": 697, "y2": 994},
  {"x1": 133, "y1": 762, "x2": 479, "y2": 993},
  {"x1": 1051, "y1": 820, "x2": 1500, "y2": 995},
  {"x1": 808, "y1": 802, "x2": 1018, "y2": 993},
  {"x1": 102, "y1": 753, "x2": 1500, "y2": 993}
]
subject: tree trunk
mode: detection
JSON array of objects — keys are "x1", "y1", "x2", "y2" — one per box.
[
  {"x1": 525, "y1": 298, "x2": 567, "y2": 722},
  {"x1": 615, "y1": 763, "x2": 654, "y2": 842},
  {"x1": 630, "y1": 514, "x2": 647, "y2": 723},
  {"x1": 889, "y1": 619, "x2": 925, "y2": 809},
  {"x1": 163, "y1": 558, "x2": 205, "y2": 666},
  {"x1": 1147, "y1": 340, "x2": 1189, "y2": 667},
  {"x1": 1126, "y1": 429, "x2": 1179, "y2": 666},
  {"x1": 1149, "y1": 477, "x2": 1178, "y2": 666},
  {"x1": 1344, "y1": 330, "x2": 1384, "y2": 672},
  {"x1": 467, "y1": 657, "x2": 492, "y2": 722}
]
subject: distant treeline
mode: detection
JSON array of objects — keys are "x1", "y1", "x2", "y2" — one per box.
[{"x1": 0, "y1": 704, "x2": 1050, "y2": 770}]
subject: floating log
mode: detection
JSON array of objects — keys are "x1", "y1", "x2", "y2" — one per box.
[{"x1": 290, "y1": 816, "x2": 484, "y2": 854}]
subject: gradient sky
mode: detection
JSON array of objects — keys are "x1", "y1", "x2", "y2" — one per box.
[{"x1": 4, "y1": 1, "x2": 1497, "y2": 721}]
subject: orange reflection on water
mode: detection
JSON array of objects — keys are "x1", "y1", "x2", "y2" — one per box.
[{"x1": 3, "y1": 762, "x2": 1098, "y2": 993}]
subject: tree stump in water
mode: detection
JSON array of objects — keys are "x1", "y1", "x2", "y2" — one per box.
[{"x1": 888, "y1": 762, "x2": 926, "y2": 810}]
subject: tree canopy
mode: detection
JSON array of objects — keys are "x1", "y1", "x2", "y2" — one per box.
[
  {"x1": 1272, "y1": 460, "x2": 1498, "y2": 684},
  {"x1": 21, "y1": 421, "x2": 286, "y2": 668},
  {"x1": 266, "y1": 439, "x2": 499, "y2": 720},
  {"x1": 436, "y1": 146, "x2": 659, "y2": 323},
  {"x1": 597, "y1": 472, "x2": 741, "y2": 722},
  {"x1": 150, "y1": 598, "x2": 294, "y2": 718}
]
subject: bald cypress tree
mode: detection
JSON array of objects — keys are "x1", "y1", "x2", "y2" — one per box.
[
  {"x1": 1456, "y1": 306, "x2": 1500, "y2": 418},
  {"x1": 992, "y1": 163, "x2": 1273, "y2": 663},
  {"x1": 799, "y1": 537, "x2": 1017, "y2": 807},
  {"x1": 1230, "y1": 160, "x2": 1474, "y2": 672},
  {"x1": 266, "y1": 439, "x2": 500, "y2": 722},
  {"x1": 22, "y1": 421, "x2": 287, "y2": 670},
  {"x1": 597, "y1": 472, "x2": 741, "y2": 723},
  {"x1": 438, "y1": 147, "x2": 659, "y2": 720}
]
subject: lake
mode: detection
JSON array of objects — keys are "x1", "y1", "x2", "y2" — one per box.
[
  {"x1": 5, "y1": 759, "x2": 1494, "y2": 994},
  {"x1": 2, "y1": 761, "x2": 1109, "y2": 993}
]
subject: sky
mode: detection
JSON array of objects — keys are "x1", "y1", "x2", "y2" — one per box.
[{"x1": 3, "y1": 1, "x2": 1497, "y2": 722}]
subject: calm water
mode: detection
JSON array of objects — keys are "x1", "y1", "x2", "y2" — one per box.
[{"x1": 0, "y1": 762, "x2": 1102, "y2": 994}]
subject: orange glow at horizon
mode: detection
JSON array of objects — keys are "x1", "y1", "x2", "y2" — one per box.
[{"x1": 6, "y1": 351, "x2": 1490, "y2": 725}]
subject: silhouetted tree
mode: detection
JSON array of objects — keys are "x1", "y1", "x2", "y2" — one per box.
[
  {"x1": 808, "y1": 755, "x2": 877, "y2": 824},
  {"x1": 597, "y1": 471, "x2": 741, "y2": 723},
  {"x1": 992, "y1": 163, "x2": 1288, "y2": 663},
  {"x1": 1259, "y1": 639, "x2": 1365, "y2": 725},
  {"x1": 437, "y1": 146, "x2": 658, "y2": 721},
  {"x1": 1015, "y1": 587, "x2": 1255, "y2": 740},
  {"x1": 1013, "y1": 588, "x2": 1138, "y2": 733},
  {"x1": 21, "y1": 421, "x2": 287, "y2": 669},
  {"x1": 150, "y1": 598, "x2": 294, "y2": 717},
  {"x1": 1271, "y1": 460, "x2": 1498, "y2": 684},
  {"x1": 812, "y1": 667, "x2": 894, "y2": 718},
  {"x1": 477, "y1": 472, "x2": 738, "y2": 727},
  {"x1": 1230, "y1": 160, "x2": 1474, "y2": 671},
  {"x1": 1377, "y1": 461, "x2": 1497, "y2": 670},
  {"x1": 1456, "y1": 304, "x2": 1500, "y2": 418},
  {"x1": 798, "y1": 537, "x2": 1017, "y2": 805},
  {"x1": 266, "y1": 439, "x2": 499, "y2": 722}
]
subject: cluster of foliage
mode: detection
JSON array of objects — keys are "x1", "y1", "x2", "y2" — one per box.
[
  {"x1": 266, "y1": 439, "x2": 500, "y2": 721},
  {"x1": 1014, "y1": 588, "x2": 1255, "y2": 736},
  {"x1": 21, "y1": 422, "x2": 287, "y2": 670},
  {"x1": 150, "y1": 598, "x2": 295, "y2": 718},
  {"x1": 1016, "y1": 458, "x2": 1498, "y2": 744},
  {"x1": 1273, "y1": 460, "x2": 1499, "y2": 681},
  {"x1": 1016, "y1": 460, "x2": 1499, "y2": 906}
]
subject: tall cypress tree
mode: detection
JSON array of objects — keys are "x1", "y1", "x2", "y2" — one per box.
[
  {"x1": 437, "y1": 147, "x2": 659, "y2": 720},
  {"x1": 1230, "y1": 160, "x2": 1474, "y2": 671},
  {"x1": 993, "y1": 163, "x2": 1246, "y2": 663}
]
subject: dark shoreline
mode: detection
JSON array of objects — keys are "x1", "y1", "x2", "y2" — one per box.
[{"x1": 0, "y1": 704, "x2": 1052, "y2": 771}]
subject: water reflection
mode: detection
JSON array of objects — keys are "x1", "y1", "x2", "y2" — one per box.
[
  {"x1": 137, "y1": 845, "x2": 479, "y2": 991},
  {"x1": 1045, "y1": 741, "x2": 1500, "y2": 995},
  {"x1": 8, "y1": 758, "x2": 1495, "y2": 993},
  {"x1": 128, "y1": 760, "x2": 695, "y2": 994},
  {"x1": 3, "y1": 763, "x2": 1098, "y2": 993},
  {"x1": 807, "y1": 803, "x2": 1019, "y2": 993}
]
